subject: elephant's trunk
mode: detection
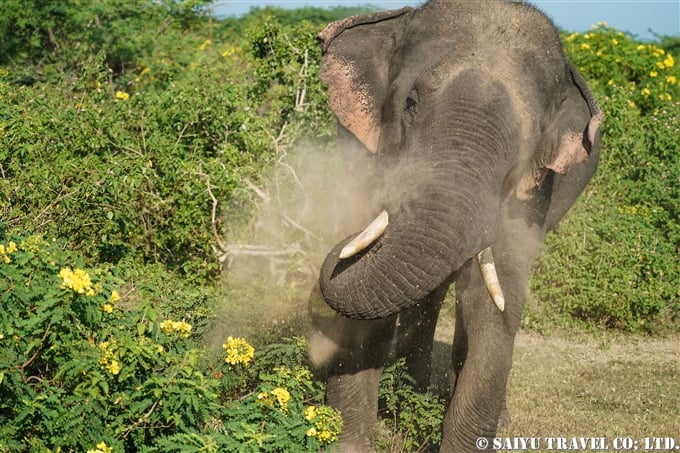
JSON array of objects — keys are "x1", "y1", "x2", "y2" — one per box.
[
  {"x1": 320, "y1": 168, "x2": 503, "y2": 319},
  {"x1": 319, "y1": 72, "x2": 517, "y2": 320}
]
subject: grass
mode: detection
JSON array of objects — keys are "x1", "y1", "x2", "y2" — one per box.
[{"x1": 500, "y1": 330, "x2": 680, "y2": 440}]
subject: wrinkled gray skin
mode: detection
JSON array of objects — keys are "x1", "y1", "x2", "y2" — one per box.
[{"x1": 313, "y1": 1, "x2": 602, "y2": 452}]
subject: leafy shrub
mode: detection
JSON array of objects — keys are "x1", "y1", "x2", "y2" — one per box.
[
  {"x1": 563, "y1": 24, "x2": 678, "y2": 113},
  {"x1": 375, "y1": 359, "x2": 445, "y2": 452},
  {"x1": 529, "y1": 26, "x2": 680, "y2": 332},
  {"x1": 0, "y1": 235, "x2": 339, "y2": 452},
  {"x1": 0, "y1": 11, "x2": 333, "y2": 283},
  {"x1": 0, "y1": 0, "x2": 210, "y2": 82}
]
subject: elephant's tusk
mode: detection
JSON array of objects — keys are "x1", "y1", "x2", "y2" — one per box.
[
  {"x1": 339, "y1": 210, "x2": 389, "y2": 259},
  {"x1": 477, "y1": 247, "x2": 505, "y2": 312}
]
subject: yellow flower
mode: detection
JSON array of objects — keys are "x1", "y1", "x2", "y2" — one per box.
[
  {"x1": 305, "y1": 405, "x2": 343, "y2": 445},
  {"x1": 666, "y1": 75, "x2": 677, "y2": 85},
  {"x1": 656, "y1": 61, "x2": 666, "y2": 70},
  {"x1": 221, "y1": 47, "x2": 237, "y2": 57},
  {"x1": 659, "y1": 93, "x2": 672, "y2": 101},
  {"x1": 611, "y1": 38, "x2": 618, "y2": 45},
  {"x1": 653, "y1": 47, "x2": 665, "y2": 57},
  {"x1": 607, "y1": 79, "x2": 615, "y2": 86},
  {"x1": 641, "y1": 88, "x2": 651, "y2": 97},
  {"x1": 110, "y1": 290, "x2": 120, "y2": 303},
  {"x1": 627, "y1": 100, "x2": 636, "y2": 108},
  {"x1": 175, "y1": 321, "x2": 192, "y2": 338},
  {"x1": 107, "y1": 359, "x2": 121, "y2": 375},
  {"x1": 257, "y1": 391, "x2": 269, "y2": 401},
  {"x1": 98, "y1": 340, "x2": 121, "y2": 375},
  {"x1": 580, "y1": 43, "x2": 590, "y2": 50},
  {"x1": 0, "y1": 241, "x2": 17, "y2": 264},
  {"x1": 103, "y1": 303, "x2": 113, "y2": 314},
  {"x1": 59, "y1": 267, "x2": 96, "y2": 296},
  {"x1": 87, "y1": 442, "x2": 113, "y2": 453},
  {"x1": 160, "y1": 320, "x2": 193, "y2": 338},
  {"x1": 115, "y1": 91, "x2": 129, "y2": 101},
  {"x1": 271, "y1": 387, "x2": 290, "y2": 411},
  {"x1": 160, "y1": 320, "x2": 175, "y2": 334},
  {"x1": 650, "y1": 70, "x2": 658, "y2": 78},
  {"x1": 565, "y1": 32, "x2": 579, "y2": 42},
  {"x1": 305, "y1": 405, "x2": 317, "y2": 421},
  {"x1": 135, "y1": 67, "x2": 150, "y2": 82},
  {"x1": 223, "y1": 336, "x2": 255, "y2": 366},
  {"x1": 199, "y1": 39, "x2": 212, "y2": 50},
  {"x1": 637, "y1": 44, "x2": 646, "y2": 51},
  {"x1": 317, "y1": 430, "x2": 335, "y2": 442},
  {"x1": 663, "y1": 54, "x2": 675, "y2": 68}
]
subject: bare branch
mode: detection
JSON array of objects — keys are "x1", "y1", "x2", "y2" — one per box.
[
  {"x1": 264, "y1": 122, "x2": 289, "y2": 154},
  {"x1": 197, "y1": 169, "x2": 228, "y2": 260},
  {"x1": 283, "y1": 214, "x2": 317, "y2": 239},
  {"x1": 243, "y1": 178, "x2": 270, "y2": 203}
]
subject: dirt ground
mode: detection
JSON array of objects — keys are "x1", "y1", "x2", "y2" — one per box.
[{"x1": 431, "y1": 315, "x2": 680, "y2": 444}]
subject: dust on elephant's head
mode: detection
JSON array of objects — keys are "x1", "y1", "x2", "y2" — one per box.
[{"x1": 317, "y1": 0, "x2": 603, "y2": 320}]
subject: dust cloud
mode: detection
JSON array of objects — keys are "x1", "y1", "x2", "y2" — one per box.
[{"x1": 206, "y1": 138, "x2": 382, "y2": 351}]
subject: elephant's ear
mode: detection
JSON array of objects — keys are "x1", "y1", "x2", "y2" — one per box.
[
  {"x1": 544, "y1": 64, "x2": 604, "y2": 174},
  {"x1": 318, "y1": 7, "x2": 413, "y2": 153}
]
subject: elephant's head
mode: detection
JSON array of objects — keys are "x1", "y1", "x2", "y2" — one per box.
[{"x1": 318, "y1": 0, "x2": 602, "y2": 319}]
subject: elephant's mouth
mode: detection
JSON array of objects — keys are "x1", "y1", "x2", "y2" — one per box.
[{"x1": 339, "y1": 210, "x2": 506, "y2": 312}]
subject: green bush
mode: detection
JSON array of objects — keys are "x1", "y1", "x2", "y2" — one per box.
[
  {"x1": 0, "y1": 235, "x2": 339, "y2": 452},
  {"x1": 375, "y1": 359, "x2": 446, "y2": 452},
  {"x1": 529, "y1": 26, "x2": 680, "y2": 332},
  {"x1": 0, "y1": 11, "x2": 332, "y2": 283},
  {"x1": 0, "y1": 0, "x2": 210, "y2": 82}
]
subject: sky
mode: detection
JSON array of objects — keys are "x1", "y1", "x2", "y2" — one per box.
[{"x1": 213, "y1": 0, "x2": 680, "y2": 40}]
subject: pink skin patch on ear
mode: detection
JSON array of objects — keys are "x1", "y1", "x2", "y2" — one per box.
[
  {"x1": 547, "y1": 131, "x2": 589, "y2": 174},
  {"x1": 319, "y1": 54, "x2": 380, "y2": 153},
  {"x1": 588, "y1": 110, "x2": 603, "y2": 145}
]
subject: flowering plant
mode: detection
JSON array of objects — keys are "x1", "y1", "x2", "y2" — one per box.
[{"x1": 0, "y1": 236, "x2": 341, "y2": 451}]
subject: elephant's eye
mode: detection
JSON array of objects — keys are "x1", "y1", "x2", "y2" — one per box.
[{"x1": 405, "y1": 89, "x2": 419, "y2": 119}]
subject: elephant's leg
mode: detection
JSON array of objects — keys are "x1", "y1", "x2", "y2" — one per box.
[
  {"x1": 394, "y1": 282, "x2": 449, "y2": 391},
  {"x1": 325, "y1": 314, "x2": 397, "y2": 453},
  {"x1": 442, "y1": 220, "x2": 544, "y2": 452},
  {"x1": 450, "y1": 297, "x2": 511, "y2": 431}
]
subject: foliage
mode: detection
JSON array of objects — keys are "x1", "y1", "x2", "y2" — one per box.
[
  {"x1": 0, "y1": 0, "x2": 210, "y2": 83},
  {"x1": 0, "y1": 1, "x2": 679, "y2": 450},
  {"x1": 529, "y1": 24, "x2": 680, "y2": 332},
  {"x1": 563, "y1": 23, "x2": 679, "y2": 113},
  {"x1": 237, "y1": 6, "x2": 376, "y2": 28},
  {"x1": 375, "y1": 359, "x2": 446, "y2": 452},
  {"x1": 0, "y1": 8, "x2": 332, "y2": 283},
  {"x1": 0, "y1": 235, "x2": 338, "y2": 451}
]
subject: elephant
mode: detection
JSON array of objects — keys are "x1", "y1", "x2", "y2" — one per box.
[{"x1": 312, "y1": 1, "x2": 603, "y2": 452}]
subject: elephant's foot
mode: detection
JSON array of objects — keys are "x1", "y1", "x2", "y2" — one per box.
[{"x1": 326, "y1": 368, "x2": 383, "y2": 453}]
